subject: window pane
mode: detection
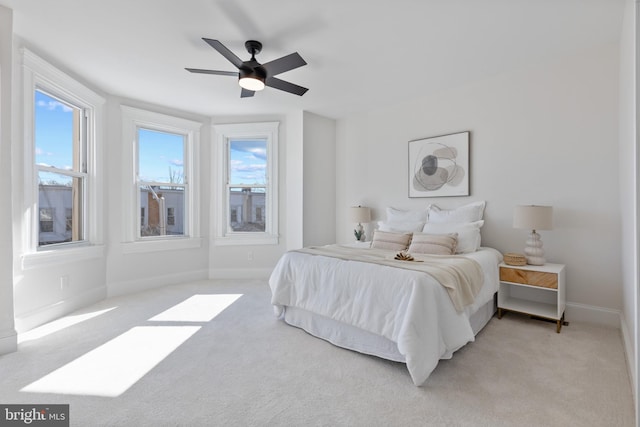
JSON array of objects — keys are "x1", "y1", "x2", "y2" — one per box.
[
  {"x1": 229, "y1": 139, "x2": 266, "y2": 185},
  {"x1": 138, "y1": 128, "x2": 184, "y2": 183},
  {"x1": 229, "y1": 187, "x2": 265, "y2": 232},
  {"x1": 38, "y1": 171, "x2": 83, "y2": 246},
  {"x1": 35, "y1": 90, "x2": 80, "y2": 171},
  {"x1": 139, "y1": 186, "x2": 184, "y2": 237}
]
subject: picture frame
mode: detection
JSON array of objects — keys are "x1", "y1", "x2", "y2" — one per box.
[{"x1": 408, "y1": 131, "x2": 470, "y2": 198}]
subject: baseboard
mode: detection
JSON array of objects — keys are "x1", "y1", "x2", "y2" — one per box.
[
  {"x1": 0, "y1": 328, "x2": 17, "y2": 355},
  {"x1": 565, "y1": 301, "x2": 621, "y2": 328},
  {"x1": 107, "y1": 269, "x2": 209, "y2": 298},
  {"x1": 208, "y1": 268, "x2": 273, "y2": 280},
  {"x1": 14, "y1": 286, "x2": 107, "y2": 333}
]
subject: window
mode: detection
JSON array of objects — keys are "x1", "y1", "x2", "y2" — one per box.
[
  {"x1": 121, "y1": 106, "x2": 201, "y2": 251},
  {"x1": 137, "y1": 128, "x2": 185, "y2": 238},
  {"x1": 22, "y1": 49, "x2": 105, "y2": 262},
  {"x1": 39, "y1": 208, "x2": 54, "y2": 233},
  {"x1": 213, "y1": 122, "x2": 278, "y2": 245},
  {"x1": 34, "y1": 89, "x2": 86, "y2": 246}
]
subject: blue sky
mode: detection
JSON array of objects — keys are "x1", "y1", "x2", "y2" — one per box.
[
  {"x1": 35, "y1": 90, "x2": 266, "y2": 185},
  {"x1": 35, "y1": 90, "x2": 74, "y2": 170},
  {"x1": 138, "y1": 128, "x2": 184, "y2": 183},
  {"x1": 229, "y1": 140, "x2": 266, "y2": 185}
]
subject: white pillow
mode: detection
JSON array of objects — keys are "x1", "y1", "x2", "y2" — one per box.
[
  {"x1": 386, "y1": 206, "x2": 428, "y2": 223},
  {"x1": 428, "y1": 201, "x2": 486, "y2": 224},
  {"x1": 421, "y1": 220, "x2": 484, "y2": 254},
  {"x1": 378, "y1": 220, "x2": 425, "y2": 233}
]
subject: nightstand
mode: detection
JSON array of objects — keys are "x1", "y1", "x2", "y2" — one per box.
[{"x1": 497, "y1": 262, "x2": 566, "y2": 333}]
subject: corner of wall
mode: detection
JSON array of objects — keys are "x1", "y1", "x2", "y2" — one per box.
[{"x1": 621, "y1": 312, "x2": 637, "y2": 400}]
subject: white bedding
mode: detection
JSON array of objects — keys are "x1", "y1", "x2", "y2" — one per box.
[{"x1": 269, "y1": 246, "x2": 502, "y2": 386}]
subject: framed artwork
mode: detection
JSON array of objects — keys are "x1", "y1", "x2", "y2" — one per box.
[{"x1": 408, "y1": 131, "x2": 469, "y2": 198}]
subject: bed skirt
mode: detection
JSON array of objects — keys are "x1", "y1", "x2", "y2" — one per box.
[{"x1": 278, "y1": 293, "x2": 496, "y2": 364}]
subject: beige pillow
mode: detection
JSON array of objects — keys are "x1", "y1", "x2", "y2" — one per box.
[
  {"x1": 371, "y1": 230, "x2": 412, "y2": 251},
  {"x1": 408, "y1": 233, "x2": 458, "y2": 255}
]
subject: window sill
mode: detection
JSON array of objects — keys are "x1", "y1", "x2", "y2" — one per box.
[
  {"x1": 213, "y1": 234, "x2": 279, "y2": 246},
  {"x1": 122, "y1": 237, "x2": 203, "y2": 254},
  {"x1": 21, "y1": 244, "x2": 105, "y2": 270}
]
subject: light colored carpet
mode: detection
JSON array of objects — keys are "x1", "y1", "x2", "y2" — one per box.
[{"x1": 0, "y1": 280, "x2": 634, "y2": 426}]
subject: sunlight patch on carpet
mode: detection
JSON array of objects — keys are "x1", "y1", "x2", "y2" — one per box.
[
  {"x1": 149, "y1": 294, "x2": 243, "y2": 322},
  {"x1": 21, "y1": 326, "x2": 200, "y2": 397},
  {"x1": 18, "y1": 307, "x2": 117, "y2": 344}
]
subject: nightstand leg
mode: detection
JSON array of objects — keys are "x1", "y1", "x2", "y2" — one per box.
[
  {"x1": 556, "y1": 314, "x2": 564, "y2": 333},
  {"x1": 498, "y1": 308, "x2": 503, "y2": 319}
]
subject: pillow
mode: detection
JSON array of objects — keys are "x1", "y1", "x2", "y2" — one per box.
[
  {"x1": 408, "y1": 233, "x2": 457, "y2": 255},
  {"x1": 428, "y1": 201, "x2": 486, "y2": 224},
  {"x1": 386, "y1": 206, "x2": 428, "y2": 223},
  {"x1": 378, "y1": 220, "x2": 425, "y2": 233},
  {"x1": 371, "y1": 230, "x2": 412, "y2": 251},
  {"x1": 422, "y1": 220, "x2": 484, "y2": 254}
]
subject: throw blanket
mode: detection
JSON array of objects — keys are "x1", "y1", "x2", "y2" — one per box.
[{"x1": 294, "y1": 245, "x2": 484, "y2": 312}]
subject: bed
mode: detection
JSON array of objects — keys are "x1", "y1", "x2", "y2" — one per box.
[{"x1": 269, "y1": 243, "x2": 502, "y2": 386}]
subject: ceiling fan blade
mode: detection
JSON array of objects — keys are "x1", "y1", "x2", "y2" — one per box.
[
  {"x1": 185, "y1": 68, "x2": 238, "y2": 76},
  {"x1": 202, "y1": 38, "x2": 244, "y2": 69},
  {"x1": 262, "y1": 52, "x2": 307, "y2": 77},
  {"x1": 240, "y1": 88, "x2": 255, "y2": 98},
  {"x1": 265, "y1": 77, "x2": 308, "y2": 96}
]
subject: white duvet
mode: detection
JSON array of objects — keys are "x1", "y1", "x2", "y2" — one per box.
[{"x1": 269, "y1": 246, "x2": 502, "y2": 385}]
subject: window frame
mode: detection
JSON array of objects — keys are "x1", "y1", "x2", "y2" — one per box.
[
  {"x1": 212, "y1": 122, "x2": 279, "y2": 246},
  {"x1": 21, "y1": 48, "x2": 105, "y2": 268},
  {"x1": 121, "y1": 106, "x2": 201, "y2": 253},
  {"x1": 35, "y1": 89, "x2": 87, "y2": 247}
]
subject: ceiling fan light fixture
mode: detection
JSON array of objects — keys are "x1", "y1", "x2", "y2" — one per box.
[{"x1": 238, "y1": 76, "x2": 265, "y2": 91}]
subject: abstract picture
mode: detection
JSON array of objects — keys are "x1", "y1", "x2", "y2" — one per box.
[{"x1": 408, "y1": 131, "x2": 469, "y2": 198}]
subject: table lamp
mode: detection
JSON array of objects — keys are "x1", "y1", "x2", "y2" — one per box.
[
  {"x1": 513, "y1": 205, "x2": 553, "y2": 265},
  {"x1": 350, "y1": 206, "x2": 371, "y2": 241}
]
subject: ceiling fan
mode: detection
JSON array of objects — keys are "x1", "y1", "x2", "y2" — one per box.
[{"x1": 186, "y1": 38, "x2": 308, "y2": 98}]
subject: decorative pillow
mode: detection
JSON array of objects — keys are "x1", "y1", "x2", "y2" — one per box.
[
  {"x1": 371, "y1": 230, "x2": 412, "y2": 251},
  {"x1": 378, "y1": 220, "x2": 425, "y2": 233},
  {"x1": 408, "y1": 233, "x2": 457, "y2": 255},
  {"x1": 386, "y1": 206, "x2": 428, "y2": 223},
  {"x1": 422, "y1": 220, "x2": 484, "y2": 254},
  {"x1": 428, "y1": 201, "x2": 486, "y2": 224}
]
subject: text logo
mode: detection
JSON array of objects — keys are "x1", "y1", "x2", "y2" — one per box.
[{"x1": 0, "y1": 405, "x2": 69, "y2": 426}]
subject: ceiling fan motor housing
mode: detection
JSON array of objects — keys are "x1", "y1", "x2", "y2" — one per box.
[{"x1": 239, "y1": 61, "x2": 267, "y2": 81}]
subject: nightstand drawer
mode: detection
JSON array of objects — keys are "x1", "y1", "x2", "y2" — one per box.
[{"x1": 499, "y1": 267, "x2": 558, "y2": 289}]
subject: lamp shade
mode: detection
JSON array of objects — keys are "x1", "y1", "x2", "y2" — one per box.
[
  {"x1": 350, "y1": 206, "x2": 371, "y2": 223},
  {"x1": 513, "y1": 205, "x2": 553, "y2": 230}
]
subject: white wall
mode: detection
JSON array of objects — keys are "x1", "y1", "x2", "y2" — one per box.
[
  {"x1": 0, "y1": 5, "x2": 17, "y2": 354},
  {"x1": 303, "y1": 111, "x2": 336, "y2": 247},
  {"x1": 9, "y1": 42, "x2": 109, "y2": 332},
  {"x1": 208, "y1": 113, "x2": 299, "y2": 279},
  {"x1": 286, "y1": 111, "x2": 304, "y2": 251},
  {"x1": 105, "y1": 97, "x2": 210, "y2": 297},
  {"x1": 337, "y1": 42, "x2": 622, "y2": 324},
  {"x1": 618, "y1": 0, "x2": 638, "y2": 419}
]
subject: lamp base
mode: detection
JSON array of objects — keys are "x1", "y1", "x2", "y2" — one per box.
[
  {"x1": 524, "y1": 230, "x2": 545, "y2": 265},
  {"x1": 354, "y1": 224, "x2": 365, "y2": 242}
]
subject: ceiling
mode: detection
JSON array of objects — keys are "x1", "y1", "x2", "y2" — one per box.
[{"x1": 0, "y1": 0, "x2": 625, "y2": 120}]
